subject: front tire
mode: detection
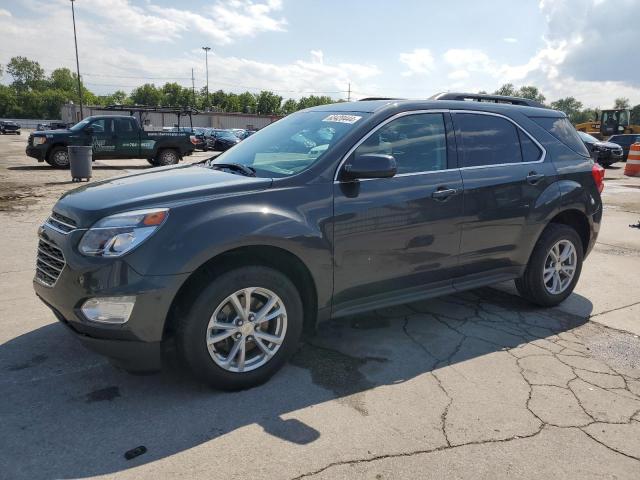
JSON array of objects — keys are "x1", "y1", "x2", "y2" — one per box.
[
  {"x1": 146, "y1": 158, "x2": 159, "y2": 166},
  {"x1": 155, "y1": 148, "x2": 179, "y2": 166},
  {"x1": 176, "y1": 266, "x2": 303, "y2": 390},
  {"x1": 48, "y1": 146, "x2": 70, "y2": 168},
  {"x1": 515, "y1": 224, "x2": 583, "y2": 307}
]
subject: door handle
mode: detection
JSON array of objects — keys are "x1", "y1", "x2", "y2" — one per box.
[
  {"x1": 526, "y1": 171, "x2": 545, "y2": 185},
  {"x1": 432, "y1": 187, "x2": 458, "y2": 200}
]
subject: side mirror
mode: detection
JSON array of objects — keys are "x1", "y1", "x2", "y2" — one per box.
[
  {"x1": 340, "y1": 154, "x2": 397, "y2": 181},
  {"x1": 84, "y1": 126, "x2": 94, "y2": 135}
]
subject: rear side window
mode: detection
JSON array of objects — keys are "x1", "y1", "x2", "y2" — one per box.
[
  {"x1": 531, "y1": 116, "x2": 590, "y2": 157},
  {"x1": 355, "y1": 113, "x2": 447, "y2": 174},
  {"x1": 456, "y1": 113, "x2": 522, "y2": 167},
  {"x1": 518, "y1": 130, "x2": 543, "y2": 162}
]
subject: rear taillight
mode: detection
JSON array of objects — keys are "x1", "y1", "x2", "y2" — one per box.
[
  {"x1": 592, "y1": 163, "x2": 605, "y2": 194},
  {"x1": 190, "y1": 135, "x2": 197, "y2": 145}
]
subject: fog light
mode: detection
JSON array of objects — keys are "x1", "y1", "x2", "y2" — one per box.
[{"x1": 81, "y1": 296, "x2": 136, "y2": 324}]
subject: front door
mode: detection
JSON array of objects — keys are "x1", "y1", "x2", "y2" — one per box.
[
  {"x1": 88, "y1": 118, "x2": 117, "y2": 159},
  {"x1": 451, "y1": 111, "x2": 556, "y2": 283},
  {"x1": 332, "y1": 111, "x2": 463, "y2": 316}
]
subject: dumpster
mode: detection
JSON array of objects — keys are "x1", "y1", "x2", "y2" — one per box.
[{"x1": 68, "y1": 146, "x2": 92, "y2": 182}]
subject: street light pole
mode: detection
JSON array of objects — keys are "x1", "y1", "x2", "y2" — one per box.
[
  {"x1": 202, "y1": 46, "x2": 211, "y2": 109},
  {"x1": 70, "y1": 0, "x2": 84, "y2": 120}
]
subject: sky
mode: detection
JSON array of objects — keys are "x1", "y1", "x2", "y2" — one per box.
[{"x1": 0, "y1": 0, "x2": 638, "y2": 108}]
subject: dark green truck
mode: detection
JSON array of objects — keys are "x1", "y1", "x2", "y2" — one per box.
[{"x1": 27, "y1": 115, "x2": 196, "y2": 168}]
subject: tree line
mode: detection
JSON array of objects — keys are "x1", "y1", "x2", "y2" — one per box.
[
  {"x1": 0, "y1": 56, "x2": 337, "y2": 119},
  {"x1": 1, "y1": 56, "x2": 639, "y2": 124}
]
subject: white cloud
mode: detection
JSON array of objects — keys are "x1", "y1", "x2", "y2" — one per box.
[
  {"x1": 0, "y1": 3, "x2": 379, "y2": 101},
  {"x1": 0, "y1": 8, "x2": 11, "y2": 17},
  {"x1": 78, "y1": 0, "x2": 286, "y2": 44},
  {"x1": 503, "y1": 37, "x2": 518, "y2": 43},
  {"x1": 443, "y1": 49, "x2": 491, "y2": 72},
  {"x1": 448, "y1": 70, "x2": 470, "y2": 80},
  {"x1": 399, "y1": 49, "x2": 434, "y2": 76}
]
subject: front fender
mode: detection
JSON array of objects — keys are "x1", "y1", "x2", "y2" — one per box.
[{"x1": 125, "y1": 182, "x2": 334, "y2": 307}]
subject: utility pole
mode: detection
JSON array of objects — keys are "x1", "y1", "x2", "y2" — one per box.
[
  {"x1": 70, "y1": 0, "x2": 83, "y2": 120},
  {"x1": 347, "y1": 82, "x2": 351, "y2": 102},
  {"x1": 202, "y1": 46, "x2": 211, "y2": 109},
  {"x1": 191, "y1": 68, "x2": 196, "y2": 107}
]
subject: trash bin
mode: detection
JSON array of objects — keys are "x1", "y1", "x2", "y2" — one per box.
[{"x1": 68, "y1": 146, "x2": 93, "y2": 182}]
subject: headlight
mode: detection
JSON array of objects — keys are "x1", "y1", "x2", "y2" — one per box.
[
  {"x1": 33, "y1": 136, "x2": 46, "y2": 145},
  {"x1": 78, "y1": 208, "x2": 168, "y2": 257}
]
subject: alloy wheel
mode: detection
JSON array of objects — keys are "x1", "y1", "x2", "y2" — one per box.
[
  {"x1": 206, "y1": 287, "x2": 287, "y2": 373},
  {"x1": 543, "y1": 239, "x2": 577, "y2": 295}
]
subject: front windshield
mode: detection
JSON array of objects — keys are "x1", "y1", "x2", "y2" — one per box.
[
  {"x1": 211, "y1": 111, "x2": 369, "y2": 177},
  {"x1": 578, "y1": 131, "x2": 598, "y2": 143},
  {"x1": 70, "y1": 119, "x2": 91, "y2": 132}
]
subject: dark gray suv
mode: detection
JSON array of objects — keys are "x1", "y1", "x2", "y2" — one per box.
[{"x1": 34, "y1": 94, "x2": 604, "y2": 390}]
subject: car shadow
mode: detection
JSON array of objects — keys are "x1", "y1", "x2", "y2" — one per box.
[{"x1": 0, "y1": 287, "x2": 591, "y2": 479}]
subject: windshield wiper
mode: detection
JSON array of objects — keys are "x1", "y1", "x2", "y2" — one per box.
[{"x1": 204, "y1": 160, "x2": 256, "y2": 177}]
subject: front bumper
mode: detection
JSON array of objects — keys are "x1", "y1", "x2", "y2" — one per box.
[
  {"x1": 26, "y1": 145, "x2": 46, "y2": 161},
  {"x1": 33, "y1": 224, "x2": 190, "y2": 371}
]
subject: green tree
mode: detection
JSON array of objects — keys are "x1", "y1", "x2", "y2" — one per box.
[
  {"x1": 238, "y1": 91, "x2": 257, "y2": 113},
  {"x1": 161, "y1": 82, "x2": 192, "y2": 106},
  {"x1": 130, "y1": 83, "x2": 162, "y2": 105},
  {"x1": 48, "y1": 68, "x2": 77, "y2": 92},
  {"x1": 297, "y1": 95, "x2": 334, "y2": 110},
  {"x1": 494, "y1": 83, "x2": 517, "y2": 96},
  {"x1": 6, "y1": 56, "x2": 46, "y2": 91},
  {"x1": 0, "y1": 85, "x2": 18, "y2": 116},
  {"x1": 550, "y1": 97, "x2": 583, "y2": 123},
  {"x1": 614, "y1": 97, "x2": 630, "y2": 109},
  {"x1": 516, "y1": 85, "x2": 546, "y2": 104},
  {"x1": 256, "y1": 90, "x2": 282, "y2": 115},
  {"x1": 281, "y1": 98, "x2": 297, "y2": 115}
]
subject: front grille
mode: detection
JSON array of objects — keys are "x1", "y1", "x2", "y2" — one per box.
[
  {"x1": 46, "y1": 212, "x2": 77, "y2": 234},
  {"x1": 36, "y1": 238, "x2": 66, "y2": 287}
]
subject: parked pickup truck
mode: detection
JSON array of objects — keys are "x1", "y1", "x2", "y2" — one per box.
[{"x1": 26, "y1": 115, "x2": 196, "y2": 168}]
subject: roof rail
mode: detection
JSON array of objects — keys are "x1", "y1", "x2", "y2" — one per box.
[
  {"x1": 429, "y1": 92, "x2": 546, "y2": 109},
  {"x1": 357, "y1": 97, "x2": 404, "y2": 101}
]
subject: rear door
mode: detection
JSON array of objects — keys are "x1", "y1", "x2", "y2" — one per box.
[
  {"x1": 114, "y1": 117, "x2": 140, "y2": 158},
  {"x1": 452, "y1": 111, "x2": 554, "y2": 284},
  {"x1": 332, "y1": 111, "x2": 464, "y2": 315}
]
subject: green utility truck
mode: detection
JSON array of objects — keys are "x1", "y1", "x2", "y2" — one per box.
[{"x1": 27, "y1": 111, "x2": 197, "y2": 168}]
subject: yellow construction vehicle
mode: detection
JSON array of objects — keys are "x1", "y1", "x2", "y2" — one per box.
[{"x1": 575, "y1": 109, "x2": 640, "y2": 139}]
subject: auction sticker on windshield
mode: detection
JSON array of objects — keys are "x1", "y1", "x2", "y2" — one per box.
[{"x1": 322, "y1": 114, "x2": 362, "y2": 124}]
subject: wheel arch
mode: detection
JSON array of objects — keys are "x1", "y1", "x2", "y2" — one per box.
[
  {"x1": 164, "y1": 244, "x2": 319, "y2": 340},
  {"x1": 547, "y1": 208, "x2": 591, "y2": 255}
]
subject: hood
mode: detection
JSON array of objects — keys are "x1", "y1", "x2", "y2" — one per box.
[
  {"x1": 595, "y1": 141, "x2": 622, "y2": 150},
  {"x1": 54, "y1": 164, "x2": 273, "y2": 226},
  {"x1": 32, "y1": 129, "x2": 71, "y2": 136}
]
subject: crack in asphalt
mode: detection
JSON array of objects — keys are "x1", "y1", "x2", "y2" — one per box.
[{"x1": 291, "y1": 289, "x2": 640, "y2": 479}]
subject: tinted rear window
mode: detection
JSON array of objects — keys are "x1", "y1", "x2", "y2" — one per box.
[
  {"x1": 456, "y1": 113, "x2": 523, "y2": 167},
  {"x1": 531, "y1": 117, "x2": 590, "y2": 156}
]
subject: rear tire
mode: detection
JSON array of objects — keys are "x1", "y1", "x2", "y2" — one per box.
[
  {"x1": 155, "y1": 149, "x2": 179, "y2": 166},
  {"x1": 146, "y1": 158, "x2": 159, "y2": 166},
  {"x1": 515, "y1": 224, "x2": 583, "y2": 307},
  {"x1": 176, "y1": 266, "x2": 303, "y2": 390},
  {"x1": 48, "y1": 146, "x2": 70, "y2": 169}
]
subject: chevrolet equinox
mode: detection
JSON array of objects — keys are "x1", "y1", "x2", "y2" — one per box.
[{"x1": 34, "y1": 94, "x2": 604, "y2": 390}]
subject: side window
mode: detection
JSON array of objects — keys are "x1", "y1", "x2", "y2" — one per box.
[
  {"x1": 531, "y1": 116, "x2": 590, "y2": 156},
  {"x1": 518, "y1": 129, "x2": 543, "y2": 162},
  {"x1": 116, "y1": 118, "x2": 135, "y2": 134},
  {"x1": 456, "y1": 113, "x2": 522, "y2": 167},
  {"x1": 355, "y1": 113, "x2": 447, "y2": 174},
  {"x1": 90, "y1": 119, "x2": 114, "y2": 134}
]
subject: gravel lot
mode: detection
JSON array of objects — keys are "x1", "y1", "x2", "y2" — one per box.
[{"x1": 1, "y1": 132, "x2": 640, "y2": 479}]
